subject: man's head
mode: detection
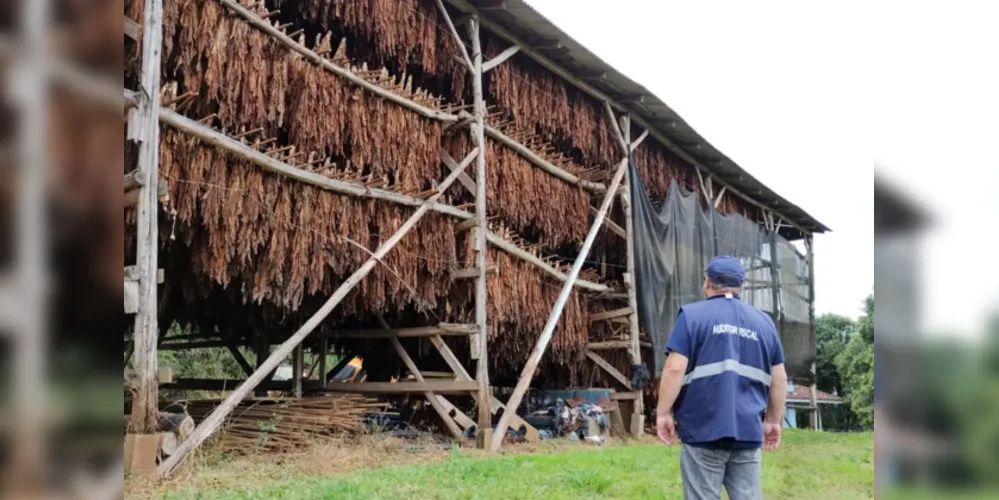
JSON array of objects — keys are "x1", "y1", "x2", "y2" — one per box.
[{"x1": 703, "y1": 255, "x2": 745, "y2": 298}]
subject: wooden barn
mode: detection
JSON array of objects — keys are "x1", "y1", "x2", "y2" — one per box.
[{"x1": 116, "y1": 0, "x2": 828, "y2": 474}]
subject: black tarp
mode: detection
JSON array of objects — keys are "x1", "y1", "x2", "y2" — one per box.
[{"x1": 628, "y1": 156, "x2": 815, "y2": 379}]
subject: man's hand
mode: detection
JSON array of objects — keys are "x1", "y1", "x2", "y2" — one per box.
[
  {"x1": 763, "y1": 421, "x2": 782, "y2": 450},
  {"x1": 657, "y1": 413, "x2": 675, "y2": 445}
]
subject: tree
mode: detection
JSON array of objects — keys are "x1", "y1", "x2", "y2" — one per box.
[
  {"x1": 814, "y1": 313, "x2": 855, "y2": 395},
  {"x1": 835, "y1": 294, "x2": 874, "y2": 428}
]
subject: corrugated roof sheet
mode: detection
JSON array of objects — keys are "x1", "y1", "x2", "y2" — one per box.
[{"x1": 447, "y1": 0, "x2": 830, "y2": 239}]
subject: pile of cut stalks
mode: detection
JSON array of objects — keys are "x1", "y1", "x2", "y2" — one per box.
[{"x1": 183, "y1": 395, "x2": 389, "y2": 452}]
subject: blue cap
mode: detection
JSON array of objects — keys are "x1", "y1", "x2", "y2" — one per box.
[{"x1": 706, "y1": 255, "x2": 744, "y2": 287}]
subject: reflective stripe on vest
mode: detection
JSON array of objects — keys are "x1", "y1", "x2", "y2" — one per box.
[{"x1": 682, "y1": 358, "x2": 772, "y2": 386}]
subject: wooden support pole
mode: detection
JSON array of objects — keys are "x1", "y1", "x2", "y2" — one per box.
[
  {"x1": 129, "y1": 0, "x2": 163, "y2": 437},
  {"x1": 467, "y1": 15, "x2": 493, "y2": 451},
  {"x1": 158, "y1": 136, "x2": 477, "y2": 477},
  {"x1": 293, "y1": 344, "x2": 303, "y2": 398},
  {"x1": 806, "y1": 235, "x2": 821, "y2": 431},
  {"x1": 440, "y1": 148, "x2": 477, "y2": 195},
  {"x1": 615, "y1": 111, "x2": 646, "y2": 437},
  {"x1": 319, "y1": 338, "x2": 328, "y2": 390},
  {"x1": 490, "y1": 151, "x2": 632, "y2": 451}
]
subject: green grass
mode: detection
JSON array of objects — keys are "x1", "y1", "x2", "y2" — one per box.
[{"x1": 160, "y1": 430, "x2": 873, "y2": 499}]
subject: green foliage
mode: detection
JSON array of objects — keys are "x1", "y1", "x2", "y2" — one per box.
[
  {"x1": 814, "y1": 313, "x2": 855, "y2": 395},
  {"x1": 835, "y1": 294, "x2": 875, "y2": 429}
]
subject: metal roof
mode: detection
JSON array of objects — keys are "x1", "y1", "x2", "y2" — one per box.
[{"x1": 447, "y1": 0, "x2": 830, "y2": 239}]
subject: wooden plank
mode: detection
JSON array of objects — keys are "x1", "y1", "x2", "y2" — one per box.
[
  {"x1": 490, "y1": 153, "x2": 631, "y2": 451},
  {"x1": 323, "y1": 381, "x2": 479, "y2": 394},
  {"x1": 158, "y1": 132, "x2": 479, "y2": 478},
  {"x1": 610, "y1": 391, "x2": 639, "y2": 401},
  {"x1": 130, "y1": 0, "x2": 163, "y2": 436},
  {"x1": 589, "y1": 307, "x2": 633, "y2": 323},
  {"x1": 586, "y1": 350, "x2": 632, "y2": 390}
]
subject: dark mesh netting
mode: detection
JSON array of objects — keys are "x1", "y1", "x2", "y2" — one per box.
[{"x1": 628, "y1": 156, "x2": 815, "y2": 378}]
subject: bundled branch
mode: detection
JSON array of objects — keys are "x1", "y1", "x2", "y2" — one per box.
[{"x1": 183, "y1": 396, "x2": 388, "y2": 452}]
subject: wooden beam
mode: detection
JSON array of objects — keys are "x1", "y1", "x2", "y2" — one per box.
[
  {"x1": 588, "y1": 340, "x2": 635, "y2": 350},
  {"x1": 125, "y1": 368, "x2": 173, "y2": 384},
  {"x1": 454, "y1": 218, "x2": 477, "y2": 233},
  {"x1": 389, "y1": 335, "x2": 464, "y2": 439},
  {"x1": 330, "y1": 324, "x2": 477, "y2": 339},
  {"x1": 130, "y1": 0, "x2": 163, "y2": 436},
  {"x1": 440, "y1": 149, "x2": 477, "y2": 195},
  {"x1": 124, "y1": 16, "x2": 140, "y2": 41},
  {"x1": 467, "y1": 16, "x2": 493, "y2": 451},
  {"x1": 491, "y1": 152, "x2": 631, "y2": 451},
  {"x1": 586, "y1": 351, "x2": 632, "y2": 390},
  {"x1": 589, "y1": 307, "x2": 634, "y2": 323},
  {"x1": 620, "y1": 128, "x2": 646, "y2": 436},
  {"x1": 158, "y1": 132, "x2": 478, "y2": 478},
  {"x1": 227, "y1": 342, "x2": 254, "y2": 377},
  {"x1": 124, "y1": 170, "x2": 145, "y2": 192},
  {"x1": 483, "y1": 124, "x2": 604, "y2": 192},
  {"x1": 452, "y1": 265, "x2": 498, "y2": 279},
  {"x1": 482, "y1": 44, "x2": 520, "y2": 72},
  {"x1": 631, "y1": 130, "x2": 650, "y2": 151},
  {"x1": 485, "y1": 233, "x2": 608, "y2": 292},
  {"x1": 591, "y1": 206, "x2": 626, "y2": 239},
  {"x1": 610, "y1": 391, "x2": 639, "y2": 401},
  {"x1": 323, "y1": 381, "x2": 479, "y2": 394},
  {"x1": 158, "y1": 108, "x2": 472, "y2": 220},
  {"x1": 427, "y1": 336, "x2": 540, "y2": 442}
]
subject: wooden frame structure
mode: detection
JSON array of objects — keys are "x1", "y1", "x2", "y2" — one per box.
[{"x1": 112, "y1": 0, "x2": 823, "y2": 476}]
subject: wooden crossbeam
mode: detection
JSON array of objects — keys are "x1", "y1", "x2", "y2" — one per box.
[
  {"x1": 589, "y1": 307, "x2": 633, "y2": 323},
  {"x1": 482, "y1": 45, "x2": 521, "y2": 72},
  {"x1": 124, "y1": 16, "x2": 140, "y2": 41},
  {"x1": 586, "y1": 351, "x2": 632, "y2": 390},
  {"x1": 323, "y1": 381, "x2": 478, "y2": 394},
  {"x1": 452, "y1": 265, "x2": 498, "y2": 279},
  {"x1": 329, "y1": 324, "x2": 476, "y2": 339},
  {"x1": 389, "y1": 336, "x2": 464, "y2": 438}
]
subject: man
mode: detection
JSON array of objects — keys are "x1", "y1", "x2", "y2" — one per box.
[{"x1": 656, "y1": 256, "x2": 788, "y2": 500}]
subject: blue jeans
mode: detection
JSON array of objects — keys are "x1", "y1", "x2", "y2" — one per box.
[{"x1": 681, "y1": 444, "x2": 763, "y2": 500}]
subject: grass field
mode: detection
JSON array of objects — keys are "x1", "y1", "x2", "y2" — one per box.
[{"x1": 136, "y1": 430, "x2": 873, "y2": 499}]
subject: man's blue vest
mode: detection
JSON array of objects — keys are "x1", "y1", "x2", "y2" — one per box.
[{"x1": 671, "y1": 294, "x2": 783, "y2": 445}]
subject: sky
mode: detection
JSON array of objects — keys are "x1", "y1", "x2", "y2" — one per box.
[{"x1": 524, "y1": 0, "x2": 999, "y2": 335}]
